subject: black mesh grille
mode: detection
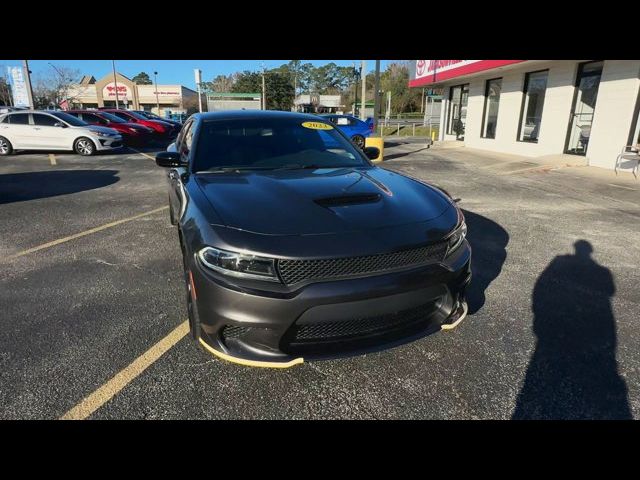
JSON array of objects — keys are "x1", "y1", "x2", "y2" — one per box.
[
  {"x1": 221, "y1": 325, "x2": 251, "y2": 340},
  {"x1": 278, "y1": 242, "x2": 448, "y2": 285},
  {"x1": 292, "y1": 303, "x2": 437, "y2": 342}
]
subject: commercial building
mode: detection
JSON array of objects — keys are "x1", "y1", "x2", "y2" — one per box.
[
  {"x1": 207, "y1": 92, "x2": 261, "y2": 111},
  {"x1": 67, "y1": 72, "x2": 199, "y2": 116},
  {"x1": 294, "y1": 94, "x2": 343, "y2": 114},
  {"x1": 409, "y1": 60, "x2": 640, "y2": 172}
]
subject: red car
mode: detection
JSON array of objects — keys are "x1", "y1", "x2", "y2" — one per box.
[
  {"x1": 66, "y1": 110, "x2": 154, "y2": 146},
  {"x1": 100, "y1": 109, "x2": 178, "y2": 139}
]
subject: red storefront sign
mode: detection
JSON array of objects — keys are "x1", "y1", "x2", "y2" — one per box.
[{"x1": 409, "y1": 60, "x2": 525, "y2": 87}]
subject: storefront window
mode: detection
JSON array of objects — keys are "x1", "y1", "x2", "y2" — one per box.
[
  {"x1": 518, "y1": 70, "x2": 549, "y2": 143},
  {"x1": 447, "y1": 84, "x2": 469, "y2": 140},
  {"x1": 481, "y1": 78, "x2": 502, "y2": 139}
]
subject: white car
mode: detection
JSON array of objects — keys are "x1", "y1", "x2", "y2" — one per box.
[{"x1": 0, "y1": 110, "x2": 123, "y2": 156}]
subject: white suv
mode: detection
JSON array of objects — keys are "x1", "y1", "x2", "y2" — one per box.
[{"x1": 0, "y1": 110, "x2": 123, "y2": 156}]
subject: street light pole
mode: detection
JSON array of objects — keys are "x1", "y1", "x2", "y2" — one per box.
[
  {"x1": 154, "y1": 71, "x2": 160, "y2": 115},
  {"x1": 48, "y1": 62, "x2": 69, "y2": 110},
  {"x1": 112, "y1": 60, "x2": 120, "y2": 109},
  {"x1": 360, "y1": 60, "x2": 367, "y2": 120},
  {"x1": 261, "y1": 63, "x2": 266, "y2": 110}
]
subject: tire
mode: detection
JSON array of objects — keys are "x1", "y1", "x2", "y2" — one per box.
[
  {"x1": 351, "y1": 134, "x2": 365, "y2": 150},
  {"x1": 169, "y1": 196, "x2": 178, "y2": 226},
  {"x1": 74, "y1": 137, "x2": 96, "y2": 156},
  {"x1": 0, "y1": 136, "x2": 13, "y2": 156},
  {"x1": 181, "y1": 241, "x2": 201, "y2": 340}
]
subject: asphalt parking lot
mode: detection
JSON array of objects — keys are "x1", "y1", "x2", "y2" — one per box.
[{"x1": 1, "y1": 142, "x2": 639, "y2": 419}]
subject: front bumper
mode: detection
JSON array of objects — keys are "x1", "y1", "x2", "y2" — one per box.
[
  {"x1": 190, "y1": 241, "x2": 472, "y2": 367},
  {"x1": 94, "y1": 135, "x2": 123, "y2": 150}
]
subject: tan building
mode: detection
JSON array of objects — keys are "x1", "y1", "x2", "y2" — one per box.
[
  {"x1": 67, "y1": 72, "x2": 199, "y2": 116},
  {"x1": 409, "y1": 60, "x2": 640, "y2": 172}
]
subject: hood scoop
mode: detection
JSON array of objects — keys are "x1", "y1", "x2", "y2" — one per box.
[{"x1": 314, "y1": 193, "x2": 381, "y2": 208}]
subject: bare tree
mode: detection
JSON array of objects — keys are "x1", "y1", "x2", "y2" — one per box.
[
  {"x1": 32, "y1": 65, "x2": 81, "y2": 109},
  {"x1": 0, "y1": 65, "x2": 12, "y2": 106}
]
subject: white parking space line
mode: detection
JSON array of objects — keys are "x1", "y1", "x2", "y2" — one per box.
[
  {"x1": 129, "y1": 148, "x2": 156, "y2": 161},
  {"x1": 49, "y1": 154, "x2": 57, "y2": 166},
  {"x1": 60, "y1": 320, "x2": 190, "y2": 420}
]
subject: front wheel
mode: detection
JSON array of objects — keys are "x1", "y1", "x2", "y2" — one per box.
[
  {"x1": 351, "y1": 134, "x2": 365, "y2": 149},
  {"x1": 0, "y1": 136, "x2": 13, "y2": 156},
  {"x1": 74, "y1": 137, "x2": 96, "y2": 156},
  {"x1": 182, "y1": 246, "x2": 201, "y2": 340}
]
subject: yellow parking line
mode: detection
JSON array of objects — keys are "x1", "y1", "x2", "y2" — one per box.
[
  {"x1": 129, "y1": 148, "x2": 156, "y2": 161},
  {"x1": 60, "y1": 321, "x2": 189, "y2": 420},
  {"x1": 5, "y1": 206, "x2": 168, "y2": 261},
  {"x1": 49, "y1": 154, "x2": 57, "y2": 166}
]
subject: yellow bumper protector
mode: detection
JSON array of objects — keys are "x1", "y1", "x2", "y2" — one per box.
[{"x1": 198, "y1": 338, "x2": 304, "y2": 369}]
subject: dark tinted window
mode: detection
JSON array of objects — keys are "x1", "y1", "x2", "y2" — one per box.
[
  {"x1": 111, "y1": 111, "x2": 132, "y2": 121},
  {"x1": 99, "y1": 112, "x2": 126, "y2": 123},
  {"x1": 9, "y1": 113, "x2": 29, "y2": 125},
  {"x1": 193, "y1": 117, "x2": 366, "y2": 172},
  {"x1": 33, "y1": 114, "x2": 60, "y2": 126},
  {"x1": 82, "y1": 113, "x2": 105, "y2": 125},
  {"x1": 50, "y1": 111, "x2": 87, "y2": 127}
]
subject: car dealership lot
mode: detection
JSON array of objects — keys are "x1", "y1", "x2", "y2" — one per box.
[{"x1": 1, "y1": 144, "x2": 639, "y2": 419}]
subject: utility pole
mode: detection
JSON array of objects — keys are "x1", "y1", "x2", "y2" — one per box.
[
  {"x1": 352, "y1": 62, "x2": 360, "y2": 116},
  {"x1": 112, "y1": 60, "x2": 120, "y2": 109},
  {"x1": 385, "y1": 91, "x2": 391, "y2": 126},
  {"x1": 360, "y1": 60, "x2": 366, "y2": 120},
  {"x1": 22, "y1": 60, "x2": 34, "y2": 109},
  {"x1": 372, "y1": 60, "x2": 381, "y2": 130},
  {"x1": 194, "y1": 69, "x2": 203, "y2": 113},
  {"x1": 49, "y1": 62, "x2": 69, "y2": 110},
  {"x1": 261, "y1": 63, "x2": 266, "y2": 110},
  {"x1": 154, "y1": 71, "x2": 160, "y2": 115}
]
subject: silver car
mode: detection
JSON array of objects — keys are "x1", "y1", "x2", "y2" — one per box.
[{"x1": 0, "y1": 110, "x2": 123, "y2": 156}]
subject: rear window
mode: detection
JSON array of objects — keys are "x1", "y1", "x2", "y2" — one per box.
[
  {"x1": 193, "y1": 117, "x2": 367, "y2": 172},
  {"x1": 9, "y1": 113, "x2": 29, "y2": 125}
]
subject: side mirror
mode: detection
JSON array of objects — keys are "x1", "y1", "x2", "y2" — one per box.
[
  {"x1": 54, "y1": 122, "x2": 67, "y2": 128},
  {"x1": 155, "y1": 151, "x2": 185, "y2": 168},
  {"x1": 363, "y1": 146, "x2": 380, "y2": 160}
]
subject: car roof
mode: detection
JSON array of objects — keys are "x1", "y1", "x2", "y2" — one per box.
[{"x1": 194, "y1": 110, "x2": 329, "y2": 123}]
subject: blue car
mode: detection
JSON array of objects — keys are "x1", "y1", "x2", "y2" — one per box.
[{"x1": 319, "y1": 114, "x2": 373, "y2": 149}]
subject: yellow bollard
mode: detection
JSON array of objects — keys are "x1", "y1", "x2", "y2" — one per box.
[
  {"x1": 431, "y1": 131, "x2": 436, "y2": 142},
  {"x1": 364, "y1": 136, "x2": 384, "y2": 163}
]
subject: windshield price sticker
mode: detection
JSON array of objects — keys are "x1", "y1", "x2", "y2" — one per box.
[{"x1": 302, "y1": 121, "x2": 333, "y2": 130}]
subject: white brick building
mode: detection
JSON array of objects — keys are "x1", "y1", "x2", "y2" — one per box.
[{"x1": 409, "y1": 60, "x2": 640, "y2": 172}]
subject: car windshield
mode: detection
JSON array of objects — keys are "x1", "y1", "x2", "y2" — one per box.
[
  {"x1": 125, "y1": 111, "x2": 150, "y2": 120},
  {"x1": 193, "y1": 117, "x2": 368, "y2": 172},
  {"x1": 139, "y1": 111, "x2": 158, "y2": 119},
  {"x1": 99, "y1": 112, "x2": 127, "y2": 123},
  {"x1": 50, "y1": 111, "x2": 88, "y2": 127}
]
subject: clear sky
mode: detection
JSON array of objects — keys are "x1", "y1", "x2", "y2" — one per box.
[{"x1": 0, "y1": 60, "x2": 391, "y2": 86}]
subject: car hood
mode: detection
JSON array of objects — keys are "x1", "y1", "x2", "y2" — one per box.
[
  {"x1": 194, "y1": 167, "x2": 453, "y2": 235},
  {"x1": 81, "y1": 125, "x2": 120, "y2": 135}
]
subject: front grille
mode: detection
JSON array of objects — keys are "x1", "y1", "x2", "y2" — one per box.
[
  {"x1": 277, "y1": 241, "x2": 448, "y2": 286},
  {"x1": 221, "y1": 325, "x2": 251, "y2": 340},
  {"x1": 292, "y1": 303, "x2": 437, "y2": 342}
]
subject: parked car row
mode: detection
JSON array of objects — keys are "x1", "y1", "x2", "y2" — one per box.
[{"x1": 0, "y1": 108, "x2": 181, "y2": 156}]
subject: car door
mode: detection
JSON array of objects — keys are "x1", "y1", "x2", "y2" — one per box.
[
  {"x1": 169, "y1": 119, "x2": 194, "y2": 222},
  {"x1": 2, "y1": 112, "x2": 32, "y2": 148},
  {"x1": 31, "y1": 113, "x2": 69, "y2": 149}
]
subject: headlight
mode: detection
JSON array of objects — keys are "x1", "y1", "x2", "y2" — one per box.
[
  {"x1": 446, "y1": 220, "x2": 467, "y2": 257},
  {"x1": 90, "y1": 130, "x2": 112, "y2": 137},
  {"x1": 198, "y1": 246, "x2": 279, "y2": 282}
]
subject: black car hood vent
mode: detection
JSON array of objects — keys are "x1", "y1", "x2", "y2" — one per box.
[{"x1": 314, "y1": 193, "x2": 381, "y2": 208}]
